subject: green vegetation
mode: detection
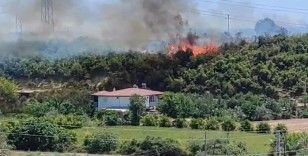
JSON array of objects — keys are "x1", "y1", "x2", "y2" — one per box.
[
  {"x1": 0, "y1": 77, "x2": 19, "y2": 113},
  {"x1": 0, "y1": 34, "x2": 307, "y2": 155},
  {"x1": 7, "y1": 119, "x2": 76, "y2": 152},
  {"x1": 74, "y1": 126, "x2": 272, "y2": 154},
  {"x1": 129, "y1": 95, "x2": 146, "y2": 126},
  {"x1": 84, "y1": 132, "x2": 118, "y2": 154}
]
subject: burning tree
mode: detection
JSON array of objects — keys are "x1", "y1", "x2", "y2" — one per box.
[{"x1": 168, "y1": 32, "x2": 219, "y2": 57}]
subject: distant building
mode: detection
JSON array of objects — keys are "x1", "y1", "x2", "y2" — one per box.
[{"x1": 92, "y1": 85, "x2": 163, "y2": 111}]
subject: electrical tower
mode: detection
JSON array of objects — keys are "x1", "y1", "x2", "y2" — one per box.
[
  {"x1": 41, "y1": 0, "x2": 54, "y2": 31},
  {"x1": 15, "y1": 16, "x2": 22, "y2": 34}
]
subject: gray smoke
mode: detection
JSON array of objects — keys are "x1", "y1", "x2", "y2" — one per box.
[{"x1": 0, "y1": 0, "x2": 194, "y2": 45}]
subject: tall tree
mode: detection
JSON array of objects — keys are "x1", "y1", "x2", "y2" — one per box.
[{"x1": 129, "y1": 94, "x2": 146, "y2": 126}]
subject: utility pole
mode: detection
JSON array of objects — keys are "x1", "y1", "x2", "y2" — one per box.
[
  {"x1": 227, "y1": 14, "x2": 230, "y2": 33},
  {"x1": 275, "y1": 130, "x2": 283, "y2": 156},
  {"x1": 41, "y1": 0, "x2": 54, "y2": 31},
  {"x1": 15, "y1": 15, "x2": 22, "y2": 34},
  {"x1": 204, "y1": 131, "x2": 207, "y2": 156}
]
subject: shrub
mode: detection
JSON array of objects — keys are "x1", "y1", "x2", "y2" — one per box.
[
  {"x1": 141, "y1": 114, "x2": 157, "y2": 126},
  {"x1": 43, "y1": 114, "x2": 84, "y2": 129},
  {"x1": 175, "y1": 118, "x2": 186, "y2": 128},
  {"x1": 221, "y1": 119, "x2": 237, "y2": 131},
  {"x1": 190, "y1": 118, "x2": 205, "y2": 129},
  {"x1": 138, "y1": 136, "x2": 185, "y2": 156},
  {"x1": 0, "y1": 134, "x2": 11, "y2": 156},
  {"x1": 205, "y1": 139, "x2": 247, "y2": 155},
  {"x1": 256, "y1": 122, "x2": 271, "y2": 133},
  {"x1": 240, "y1": 120, "x2": 254, "y2": 132},
  {"x1": 0, "y1": 77, "x2": 19, "y2": 113},
  {"x1": 84, "y1": 132, "x2": 117, "y2": 154},
  {"x1": 158, "y1": 116, "x2": 172, "y2": 127},
  {"x1": 274, "y1": 123, "x2": 288, "y2": 133},
  {"x1": 204, "y1": 118, "x2": 220, "y2": 130},
  {"x1": 188, "y1": 141, "x2": 201, "y2": 156},
  {"x1": 25, "y1": 100, "x2": 82, "y2": 117},
  {"x1": 118, "y1": 139, "x2": 140, "y2": 155},
  {"x1": 0, "y1": 120, "x2": 20, "y2": 133},
  {"x1": 96, "y1": 110, "x2": 123, "y2": 126},
  {"x1": 7, "y1": 119, "x2": 76, "y2": 152},
  {"x1": 302, "y1": 110, "x2": 308, "y2": 118}
]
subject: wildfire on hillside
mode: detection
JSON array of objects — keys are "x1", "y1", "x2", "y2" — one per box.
[{"x1": 168, "y1": 33, "x2": 219, "y2": 56}]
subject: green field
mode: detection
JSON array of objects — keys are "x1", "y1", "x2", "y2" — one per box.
[
  {"x1": 74, "y1": 126, "x2": 273, "y2": 155},
  {"x1": 0, "y1": 117, "x2": 273, "y2": 155}
]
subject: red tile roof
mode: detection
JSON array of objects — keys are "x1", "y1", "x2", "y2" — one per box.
[{"x1": 92, "y1": 88, "x2": 163, "y2": 97}]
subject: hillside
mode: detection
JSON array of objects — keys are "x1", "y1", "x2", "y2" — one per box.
[{"x1": 0, "y1": 34, "x2": 307, "y2": 99}]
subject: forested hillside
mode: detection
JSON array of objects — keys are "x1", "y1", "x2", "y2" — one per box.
[{"x1": 1, "y1": 34, "x2": 307, "y2": 99}]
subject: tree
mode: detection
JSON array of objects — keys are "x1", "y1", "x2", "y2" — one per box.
[
  {"x1": 194, "y1": 139, "x2": 247, "y2": 155},
  {"x1": 84, "y1": 132, "x2": 118, "y2": 154},
  {"x1": 256, "y1": 122, "x2": 271, "y2": 133},
  {"x1": 7, "y1": 119, "x2": 76, "y2": 152},
  {"x1": 138, "y1": 137, "x2": 185, "y2": 156},
  {"x1": 129, "y1": 94, "x2": 146, "y2": 126},
  {"x1": 240, "y1": 120, "x2": 254, "y2": 132},
  {"x1": 0, "y1": 134, "x2": 11, "y2": 155},
  {"x1": 0, "y1": 77, "x2": 19, "y2": 112},
  {"x1": 222, "y1": 119, "x2": 237, "y2": 131}
]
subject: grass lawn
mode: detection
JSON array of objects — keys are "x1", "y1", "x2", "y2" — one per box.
[{"x1": 74, "y1": 126, "x2": 273, "y2": 155}]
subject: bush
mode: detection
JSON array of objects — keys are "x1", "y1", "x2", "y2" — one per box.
[
  {"x1": 188, "y1": 141, "x2": 201, "y2": 156},
  {"x1": 240, "y1": 120, "x2": 254, "y2": 132},
  {"x1": 0, "y1": 134, "x2": 11, "y2": 154},
  {"x1": 204, "y1": 118, "x2": 220, "y2": 130},
  {"x1": 175, "y1": 118, "x2": 186, "y2": 128},
  {"x1": 117, "y1": 139, "x2": 140, "y2": 155},
  {"x1": 0, "y1": 77, "x2": 19, "y2": 113},
  {"x1": 302, "y1": 110, "x2": 308, "y2": 118},
  {"x1": 43, "y1": 114, "x2": 84, "y2": 129},
  {"x1": 7, "y1": 119, "x2": 76, "y2": 152},
  {"x1": 141, "y1": 115, "x2": 157, "y2": 126},
  {"x1": 158, "y1": 116, "x2": 172, "y2": 127},
  {"x1": 274, "y1": 123, "x2": 288, "y2": 133},
  {"x1": 190, "y1": 118, "x2": 205, "y2": 129},
  {"x1": 256, "y1": 122, "x2": 271, "y2": 133},
  {"x1": 96, "y1": 110, "x2": 123, "y2": 126},
  {"x1": 84, "y1": 132, "x2": 117, "y2": 154},
  {"x1": 138, "y1": 136, "x2": 185, "y2": 156},
  {"x1": 205, "y1": 139, "x2": 247, "y2": 155},
  {"x1": 221, "y1": 119, "x2": 237, "y2": 131},
  {"x1": 0, "y1": 120, "x2": 20, "y2": 133},
  {"x1": 25, "y1": 100, "x2": 82, "y2": 117}
]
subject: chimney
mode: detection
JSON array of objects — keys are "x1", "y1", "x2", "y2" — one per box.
[
  {"x1": 133, "y1": 84, "x2": 138, "y2": 88},
  {"x1": 141, "y1": 83, "x2": 147, "y2": 89}
]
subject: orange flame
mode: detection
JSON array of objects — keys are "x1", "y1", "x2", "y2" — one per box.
[{"x1": 168, "y1": 38, "x2": 219, "y2": 57}]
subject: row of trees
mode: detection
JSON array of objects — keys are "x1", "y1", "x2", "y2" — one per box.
[{"x1": 158, "y1": 92, "x2": 300, "y2": 121}]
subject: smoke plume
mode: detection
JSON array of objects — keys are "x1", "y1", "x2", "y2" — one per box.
[{"x1": 1, "y1": 0, "x2": 193, "y2": 44}]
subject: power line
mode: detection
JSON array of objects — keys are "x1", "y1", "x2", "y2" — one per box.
[
  {"x1": 198, "y1": 0, "x2": 308, "y2": 15},
  {"x1": 191, "y1": 9, "x2": 308, "y2": 28},
  {"x1": 199, "y1": 0, "x2": 308, "y2": 12}
]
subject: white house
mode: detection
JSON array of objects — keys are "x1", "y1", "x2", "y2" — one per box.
[{"x1": 92, "y1": 86, "x2": 163, "y2": 110}]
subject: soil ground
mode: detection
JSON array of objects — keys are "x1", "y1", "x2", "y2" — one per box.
[{"x1": 255, "y1": 118, "x2": 308, "y2": 132}]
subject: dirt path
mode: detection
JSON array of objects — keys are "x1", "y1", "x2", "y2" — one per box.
[{"x1": 255, "y1": 118, "x2": 308, "y2": 132}]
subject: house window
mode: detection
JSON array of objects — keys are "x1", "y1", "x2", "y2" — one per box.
[{"x1": 149, "y1": 96, "x2": 155, "y2": 102}]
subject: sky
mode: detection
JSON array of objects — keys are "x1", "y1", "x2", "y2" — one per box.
[
  {"x1": 195, "y1": 0, "x2": 308, "y2": 33},
  {"x1": 0, "y1": 0, "x2": 307, "y2": 37}
]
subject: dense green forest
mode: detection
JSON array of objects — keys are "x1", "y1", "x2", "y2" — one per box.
[{"x1": 0, "y1": 34, "x2": 307, "y2": 98}]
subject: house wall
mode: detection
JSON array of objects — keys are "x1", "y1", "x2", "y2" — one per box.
[{"x1": 97, "y1": 95, "x2": 160, "y2": 109}]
